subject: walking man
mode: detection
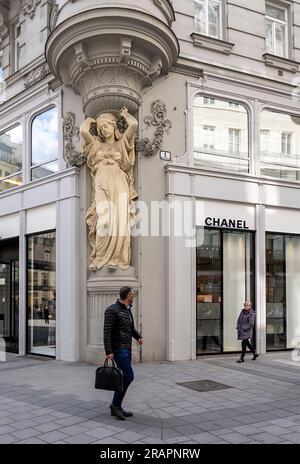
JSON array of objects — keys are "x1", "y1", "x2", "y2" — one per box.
[
  {"x1": 236, "y1": 301, "x2": 259, "y2": 363},
  {"x1": 103, "y1": 286, "x2": 143, "y2": 420}
]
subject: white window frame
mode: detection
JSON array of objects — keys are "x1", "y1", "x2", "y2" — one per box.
[
  {"x1": 265, "y1": 1, "x2": 289, "y2": 58},
  {"x1": 0, "y1": 122, "x2": 23, "y2": 190},
  {"x1": 195, "y1": 0, "x2": 223, "y2": 39},
  {"x1": 30, "y1": 105, "x2": 59, "y2": 182},
  {"x1": 228, "y1": 128, "x2": 241, "y2": 154},
  {"x1": 10, "y1": 20, "x2": 21, "y2": 73},
  {"x1": 281, "y1": 131, "x2": 292, "y2": 155},
  {"x1": 203, "y1": 125, "x2": 216, "y2": 151},
  {"x1": 260, "y1": 129, "x2": 270, "y2": 153}
]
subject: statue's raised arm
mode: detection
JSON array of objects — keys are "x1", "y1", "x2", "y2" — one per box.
[
  {"x1": 119, "y1": 107, "x2": 138, "y2": 143},
  {"x1": 80, "y1": 117, "x2": 96, "y2": 146}
]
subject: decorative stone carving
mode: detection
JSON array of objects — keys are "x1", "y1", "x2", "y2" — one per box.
[
  {"x1": 80, "y1": 107, "x2": 138, "y2": 271},
  {"x1": 152, "y1": 0, "x2": 175, "y2": 27},
  {"x1": 63, "y1": 112, "x2": 85, "y2": 167},
  {"x1": 0, "y1": 10, "x2": 8, "y2": 50},
  {"x1": 45, "y1": 4, "x2": 179, "y2": 117},
  {"x1": 0, "y1": 21, "x2": 8, "y2": 49},
  {"x1": 49, "y1": 2, "x2": 59, "y2": 32},
  {"x1": 23, "y1": 62, "x2": 51, "y2": 88},
  {"x1": 136, "y1": 100, "x2": 172, "y2": 157},
  {"x1": 20, "y1": 0, "x2": 41, "y2": 18}
]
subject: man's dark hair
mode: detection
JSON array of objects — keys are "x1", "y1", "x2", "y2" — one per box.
[{"x1": 119, "y1": 286, "x2": 132, "y2": 300}]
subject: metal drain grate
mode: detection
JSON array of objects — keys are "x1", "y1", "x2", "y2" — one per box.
[{"x1": 177, "y1": 380, "x2": 233, "y2": 392}]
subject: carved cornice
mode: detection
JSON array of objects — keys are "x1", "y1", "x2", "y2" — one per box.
[
  {"x1": 20, "y1": 0, "x2": 41, "y2": 19},
  {"x1": 23, "y1": 62, "x2": 51, "y2": 88},
  {"x1": 63, "y1": 112, "x2": 86, "y2": 167},
  {"x1": 136, "y1": 99, "x2": 172, "y2": 157}
]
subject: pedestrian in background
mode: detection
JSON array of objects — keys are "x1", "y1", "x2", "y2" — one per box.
[{"x1": 236, "y1": 301, "x2": 259, "y2": 363}]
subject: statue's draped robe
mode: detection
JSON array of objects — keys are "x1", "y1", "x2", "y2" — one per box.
[{"x1": 85, "y1": 133, "x2": 137, "y2": 270}]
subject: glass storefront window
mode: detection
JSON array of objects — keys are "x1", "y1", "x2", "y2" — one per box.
[
  {"x1": 266, "y1": 233, "x2": 300, "y2": 350},
  {"x1": 0, "y1": 124, "x2": 22, "y2": 191},
  {"x1": 260, "y1": 111, "x2": 300, "y2": 181},
  {"x1": 31, "y1": 107, "x2": 58, "y2": 181},
  {"x1": 193, "y1": 96, "x2": 249, "y2": 173},
  {"x1": 27, "y1": 231, "x2": 56, "y2": 357},
  {"x1": 196, "y1": 228, "x2": 255, "y2": 354}
]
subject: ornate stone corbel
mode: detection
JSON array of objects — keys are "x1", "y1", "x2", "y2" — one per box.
[
  {"x1": 63, "y1": 112, "x2": 86, "y2": 167},
  {"x1": 136, "y1": 99, "x2": 172, "y2": 157},
  {"x1": 20, "y1": 0, "x2": 41, "y2": 18}
]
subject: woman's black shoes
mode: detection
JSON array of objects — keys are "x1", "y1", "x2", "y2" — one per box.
[
  {"x1": 236, "y1": 358, "x2": 244, "y2": 363},
  {"x1": 252, "y1": 353, "x2": 259, "y2": 360}
]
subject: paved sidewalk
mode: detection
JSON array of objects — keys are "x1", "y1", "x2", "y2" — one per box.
[{"x1": 1, "y1": 352, "x2": 300, "y2": 444}]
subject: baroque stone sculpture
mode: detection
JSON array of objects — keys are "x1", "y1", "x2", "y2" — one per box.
[
  {"x1": 80, "y1": 107, "x2": 138, "y2": 271},
  {"x1": 137, "y1": 100, "x2": 172, "y2": 157}
]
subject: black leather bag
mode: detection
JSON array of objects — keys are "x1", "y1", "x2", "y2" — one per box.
[{"x1": 95, "y1": 359, "x2": 123, "y2": 392}]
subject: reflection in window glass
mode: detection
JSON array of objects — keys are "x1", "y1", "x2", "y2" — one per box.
[
  {"x1": 31, "y1": 107, "x2": 58, "y2": 180},
  {"x1": 195, "y1": 0, "x2": 222, "y2": 39},
  {"x1": 27, "y1": 232, "x2": 56, "y2": 357},
  {"x1": 193, "y1": 96, "x2": 249, "y2": 172},
  {"x1": 31, "y1": 161, "x2": 58, "y2": 181},
  {"x1": 0, "y1": 125, "x2": 22, "y2": 191},
  {"x1": 260, "y1": 111, "x2": 300, "y2": 181},
  {"x1": 265, "y1": 3, "x2": 288, "y2": 57}
]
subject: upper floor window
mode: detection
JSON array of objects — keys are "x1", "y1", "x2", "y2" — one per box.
[
  {"x1": 265, "y1": 2, "x2": 289, "y2": 58},
  {"x1": 10, "y1": 22, "x2": 21, "y2": 73},
  {"x1": 195, "y1": 0, "x2": 222, "y2": 39},
  {"x1": 193, "y1": 96, "x2": 249, "y2": 173},
  {"x1": 31, "y1": 107, "x2": 58, "y2": 181},
  {"x1": 260, "y1": 110, "x2": 300, "y2": 181},
  {"x1": 0, "y1": 124, "x2": 22, "y2": 192}
]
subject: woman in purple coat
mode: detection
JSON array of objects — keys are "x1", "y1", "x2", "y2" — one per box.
[{"x1": 236, "y1": 301, "x2": 259, "y2": 363}]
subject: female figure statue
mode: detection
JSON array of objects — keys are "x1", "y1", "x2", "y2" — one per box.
[{"x1": 80, "y1": 107, "x2": 138, "y2": 271}]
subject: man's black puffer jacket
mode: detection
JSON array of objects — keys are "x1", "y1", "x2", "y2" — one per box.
[{"x1": 104, "y1": 300, "x2": 141, "y2": 355}]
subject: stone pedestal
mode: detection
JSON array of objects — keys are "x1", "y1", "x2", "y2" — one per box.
[{"x1": 86, "y1": 267, "x2": 141, "y2": 364}]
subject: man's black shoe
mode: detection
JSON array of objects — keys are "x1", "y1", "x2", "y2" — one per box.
[
  {"x1": 109, "y1": 404, "x2": 126, "y2": 420},
  {"x1": 121, "y1": 408, "x2": 133, "y2": 417},
  {"x1": 252, "y1": 353, "x2": 259, "y2": 360},
  {"x1": 236, "y1": 358, "x2": 244, "y2": 363}
]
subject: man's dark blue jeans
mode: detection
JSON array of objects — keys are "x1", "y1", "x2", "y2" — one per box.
[{"x1": 112, "y1": 349, "x2": 134, "y2": 407}]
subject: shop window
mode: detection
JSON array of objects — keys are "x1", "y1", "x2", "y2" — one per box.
[
  {"x1": 31, "y1": 107, "x2": 58, "y2": 181},
  {"x1": 265, "y1": 2, "x2": 289, "y2": 58},
  {"x1": 0, "y1": 124, "x2": 22, "y2": 192},
  {"x1": 195, "y1": 0, "x2": 223, "y2": 39},
  {"x1": 193, "y1": 96, "x2": 249, "y2": 173},
  {"x1": 266, "y1": 233, "x2": 300, "y2": 350},
  {"x1": 260, "y1": 110, "x2": 300, "y2": 181}
]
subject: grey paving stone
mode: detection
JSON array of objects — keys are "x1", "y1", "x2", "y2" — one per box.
[
  {"x1": 114, "y1": 431, "x2": 147, "y2": 443},
  {"x1": 11, "y1": 428, "x2": 41, "y2": 440},
  {"x1": 0, "y1": 434, "x2": 19, "y2": 444},
  {"x1": 37, "y1": 431, "x2": 72, "y2": 443},
  {"x1": 63, "y1": 434, "x2": 98, "y2": 444},
  {"x1": 249, "y1": 432, "x2": 287, "y2": 444},
  {"x1": 18, "y1": 437, "x2": 48, "y2": 444}
]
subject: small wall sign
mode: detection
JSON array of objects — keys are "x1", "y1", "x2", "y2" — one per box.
[{"x1": 160, "y1": 151, "x2": 171, "y2": 161}]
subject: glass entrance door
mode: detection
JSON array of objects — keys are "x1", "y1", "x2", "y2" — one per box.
[
  {"x1": 0, "y1": 261, "x2": 19, "y2": 354},
  {"x1": 196, "y1": 228, "x2": 255, "y2": 355},
  {"x1": 27, "y1": 231, "x2": 56, "y2": 357}
]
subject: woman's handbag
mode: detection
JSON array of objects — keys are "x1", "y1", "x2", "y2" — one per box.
[{"x1": 95, "y1": 359, "x2": 123, "y2": 392}]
